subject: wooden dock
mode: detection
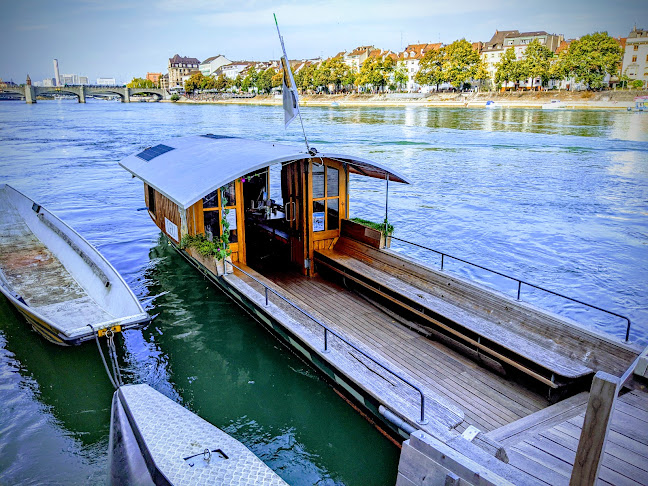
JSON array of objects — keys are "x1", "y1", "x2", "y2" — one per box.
[{"x1": 488, "y1": 389, "x2": 648, "y2": 485}]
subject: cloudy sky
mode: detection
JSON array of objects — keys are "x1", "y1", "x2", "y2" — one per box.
[{"x1": 1, "y1": 0, "x2": 645, "y2": 84}]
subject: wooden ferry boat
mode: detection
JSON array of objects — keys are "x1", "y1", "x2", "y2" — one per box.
[
  {"x1": 121, "y1": 135, "x2": 647, "y2": 485},
  {"x1": 0, "y1": 184, "x2": 150, "y2": 345}
]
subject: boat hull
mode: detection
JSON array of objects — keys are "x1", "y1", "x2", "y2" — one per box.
[{"x1": 0, "y1": 184, "x2": 151, "y2": 346}]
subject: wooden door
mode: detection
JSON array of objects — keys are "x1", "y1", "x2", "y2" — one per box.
[{"x1": 282, "y1": 160, "x2": 308, "y2": 274}]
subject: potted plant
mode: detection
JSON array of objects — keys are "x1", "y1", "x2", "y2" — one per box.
[{"x1": 349, "y1": 217, "x2": 394, "y2": 249}]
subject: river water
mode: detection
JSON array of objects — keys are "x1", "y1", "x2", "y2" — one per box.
[{"x1": 0, "y1": 100, "x2": 646, "y2": 485}]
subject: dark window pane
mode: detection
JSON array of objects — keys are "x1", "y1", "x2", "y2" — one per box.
[
  {"x1": 312, "y1": 164, "x2": 325, "y2": 199},
  {"x1": 221, "y1": 181, "x2": 236, "y2": 207},
  {"x1": 203, "y1": 189, "x2": 219, "y2": 209},
  {"x1": 327, "y1": 199, "x2": 339, "y2": 230},
  {"x1": 204, "y1": 210, "x2": 220, "y2": 240},
  {"x1": 147, "y1": 185, "x2": 156, "y2": 215},
  {"x1": 327, "y1": 167, "x2": 339, "y2": 197},
  {"x1": 313, "y1": 200, "x2": 325, "y2": 232}
]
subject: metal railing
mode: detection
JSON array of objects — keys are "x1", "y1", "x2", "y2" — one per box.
[
  {"x1": 223, "y1": 259, "x2": 429, "y2": 424},
  {"x1": 390, "y1": 236, "x2": 633, "y2": 342}
]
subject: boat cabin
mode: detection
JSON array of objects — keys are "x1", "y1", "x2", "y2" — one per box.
[{"x1": 120, "y1": 135, "x2": 408, "y2": 276}]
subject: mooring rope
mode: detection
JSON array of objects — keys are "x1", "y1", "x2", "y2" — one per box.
[{"x1": 88, "y1": 324, "x2": 119, "y2": 389}]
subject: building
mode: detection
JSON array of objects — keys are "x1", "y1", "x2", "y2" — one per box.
[
  {"x1": 399, "y1": 43, "x2": 443, "y2": 92},
  {"x1": 97, "y1": 77, "x2": 117, "y2": 85},
  {"x1": 146, "y1": 72, "x2": 162, "y2": 86},
  {"x1": 199, "y1": 55, "x2": 232, "y2": 77},
  {"x1": 481, "y1": 30, "x2": 563, "y2": 88},
  {"x1": 344, "y1": 46, "x2": 374, "y2": 71},
  {"x1": 52, "y1": 59, "x2": 61, "y2": 86},
  {"x1": 218, "y1": 61, "x2": 252, "y2": 80},
  {"x1": 159, "y1": 74, "x2": 169, "y2": 90},
  {"x1": 60, "y1": 74, "x2": 78, "y2": 85},
  {"x1": 622, "y1": 27, "x2": 648, "y2": 88},
  {"x1": 168, "y1": 54, "x2": 200, "y2": 90},
  {"x1": 42, "y1": 78, "x2": 56, "y2": 87},
  {"x1": 78, "y1": 76, "x2": 89, "y2": 85}
]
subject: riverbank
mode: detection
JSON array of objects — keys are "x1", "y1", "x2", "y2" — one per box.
[{"x1": 170, "y1": 89, "x2": 646, "y2": 110}]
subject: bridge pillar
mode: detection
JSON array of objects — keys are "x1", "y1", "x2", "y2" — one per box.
[
  {"x1": 78, "y1": 86, "x2": 86, "y2": 103},
  {"x1": 122, "y1": 88, "x2": 130, "y2": 103},
  {"x1": 25, "y1": 85, "x2": 36, "y2": 104}
]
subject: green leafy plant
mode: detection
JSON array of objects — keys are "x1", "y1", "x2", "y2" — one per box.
[
  {"x1": 180, "y1": 233, "x2": 230, "y2": 260},
  {"x1": 170, "y1": 93, "x2": 180, "y2": 101},
  {"x1": 350, "y1": 217, "x2": 394, "y2": 235}
]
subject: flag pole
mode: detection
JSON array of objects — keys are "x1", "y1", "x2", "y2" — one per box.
[{"x1": 274, "y1": 13, "x2": 311, "y2": 154}]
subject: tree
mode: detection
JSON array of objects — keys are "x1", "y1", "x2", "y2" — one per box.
[
  {"x1": 393, "y1": 61, "x2": 408, "y2": 92},
  {"x1": 443, "y1": 39, "x2": 482, "y2": 89},
  {"x1": 632, "y1": 79, "x2": 645, "y2": 89},
  {"x1": 241, "y1": 66, "x2": 258, "y2": 92},
  {"x1": 271, "y1": 69, "x2": 283, "y2": 88},
  {"x1": 549, "y1": 51, "x2": 570, "y2": 85},
  {"x1": 495, "y1": 47, "x2": 519, "y2": 89},
  {"x1": 127, "y1": 77, "x2": 155, "y2": 89},
  {"x1": 562, "y1": 32, "x2": 623, "y2": 90},
  {"x1": 473, "y1": 59, "x2": 490, "y2": 90},
  {"x1": 357, "y1": 57, "x2": 394, "y2": 92},
  {"x1": 256, "y1": 68, "x2": 276, "y2": 93},
  {"x1": 294, "y1": 64, "x2": 315, "y2": 91},
  {"x1": 521, "y1": 39, "x2": 554, "y2": 88},
  {"x1": 415, "y1": 47, "x2": 446, "y2": 91},
  {"x1": 214, "y1": 73, "x2": 229, "y2": 91},
  {"x1": 184, "y1": 72, "x2": 204, "y2": 93}
]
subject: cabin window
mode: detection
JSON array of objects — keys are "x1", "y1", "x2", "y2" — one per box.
[
  {"x1": 147, "y1": 185, "x2": 156, "y2": 215},
  {"x1": 312, "y1": 164, "x2": 340, "y2": 232},
  {"x1": 202, "y1": 181, "x2": 238, "y2": 243}
]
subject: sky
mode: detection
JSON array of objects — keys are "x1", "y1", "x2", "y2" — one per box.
[{"x1": 1, "y1": 0, "x2": 646, "y2": 84}]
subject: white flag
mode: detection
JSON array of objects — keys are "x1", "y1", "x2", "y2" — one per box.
[{"x1": 281, "y1": 56, "x2": 299, "y2": 128}]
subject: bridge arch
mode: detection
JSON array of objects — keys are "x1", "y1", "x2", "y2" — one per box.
[
  {"x1": 34, "y1": 89, "x2": 83, "y2": 101},
  {"x1": 84, "y1": 88, "x2": 125, "y2": 101},
  {"x1": 128, "y1": 89, "x2": 163, "y2": 101}
]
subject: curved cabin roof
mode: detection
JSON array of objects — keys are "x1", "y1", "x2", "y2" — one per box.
[{"x1": 119, "y1": 135, "x2": 410, "y2": 209}]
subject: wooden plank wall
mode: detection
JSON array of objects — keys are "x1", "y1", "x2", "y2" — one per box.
[
  {"x1": 144, "y1": 183, "x2": 181, "y2": 243},
  {"x1": 187, "y1": 200, "x2": 204, "y2": 237},
  {"x1": 313, "y1": 238, "x2": 338, "y2": 251}
]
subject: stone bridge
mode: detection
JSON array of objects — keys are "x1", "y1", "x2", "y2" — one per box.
[{"x1": 0, "y1": 84, "x2": 168, "y2": 103}]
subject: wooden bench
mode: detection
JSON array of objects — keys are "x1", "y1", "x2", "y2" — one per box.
[{"x1": 314, "y1": 241, "x2": 596, "y2": 392}]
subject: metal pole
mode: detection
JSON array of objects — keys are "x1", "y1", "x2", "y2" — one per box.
[
  {"x1": 441, "y1": 254, "x2": 444, "y2": 270},
  {"x1": 384, "y1": 174, "x2": 389, "y2": 235},
  {"x1": 517, "y1": 281, "x2": 522, "y2": 300},
  {"x1": 265, "y1": 287, "x2": 269, "y2": 306},
  {"x1": 323, "y1": 328, "x2": 329, "y2": 353}
]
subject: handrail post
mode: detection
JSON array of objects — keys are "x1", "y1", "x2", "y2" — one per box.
[
  {"x1": 517, "y1": 281, "x2": 522, "y2": 300},
  {"x1": 441, "y1": 253, "x2": 444, "y2": 271},
  {"x1": 323, "y1": 328, "x2": 329, "y2": 353},
  {"x1": 418, "y1": 392, "x2": 428, "y2": 425},
  {"x1": 626, "y1": 319, "x2": 631, "y2": 342},
  {"x1": 570, "y1": 371, "x2": 618, "y2": 486},
  {"x1": 265, "y1": 287, "x2": 268, "y2": 306}
]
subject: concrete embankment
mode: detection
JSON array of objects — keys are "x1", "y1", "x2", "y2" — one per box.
[{"x1": 168, "y1": 90, "x2": 646, "y2": 110}]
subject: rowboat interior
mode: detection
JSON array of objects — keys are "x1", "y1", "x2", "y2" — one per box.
[
  {"x1": 120, "y1": 135, "x2": 647, "y2": 485},
  {"x1": 0, "y1": 184, "x2": 150, "y2": 345}
]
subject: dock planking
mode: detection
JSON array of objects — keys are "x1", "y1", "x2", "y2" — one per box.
[
  {"x1": 501, "y1": 390, "x2": 648, "y2": 485},
  {"x1": 256, "y1": 268, "x2": 549, "y2": 434}
]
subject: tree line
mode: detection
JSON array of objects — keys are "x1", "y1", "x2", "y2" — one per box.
[{"x1": 131, "y1": 31, "x2": 632, "y2": 95}]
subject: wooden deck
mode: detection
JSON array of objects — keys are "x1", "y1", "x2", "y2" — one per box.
[
  {"x1": 253, "y1": 267, "x2": 550, "y2": 434},
  {"x1": 492, "y1": 389, "x2": 648, "y2": 486}
]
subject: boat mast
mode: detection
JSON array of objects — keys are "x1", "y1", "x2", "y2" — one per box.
[{"x1": 274, "y1": 13, "x2": 311, "y2": 154}]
